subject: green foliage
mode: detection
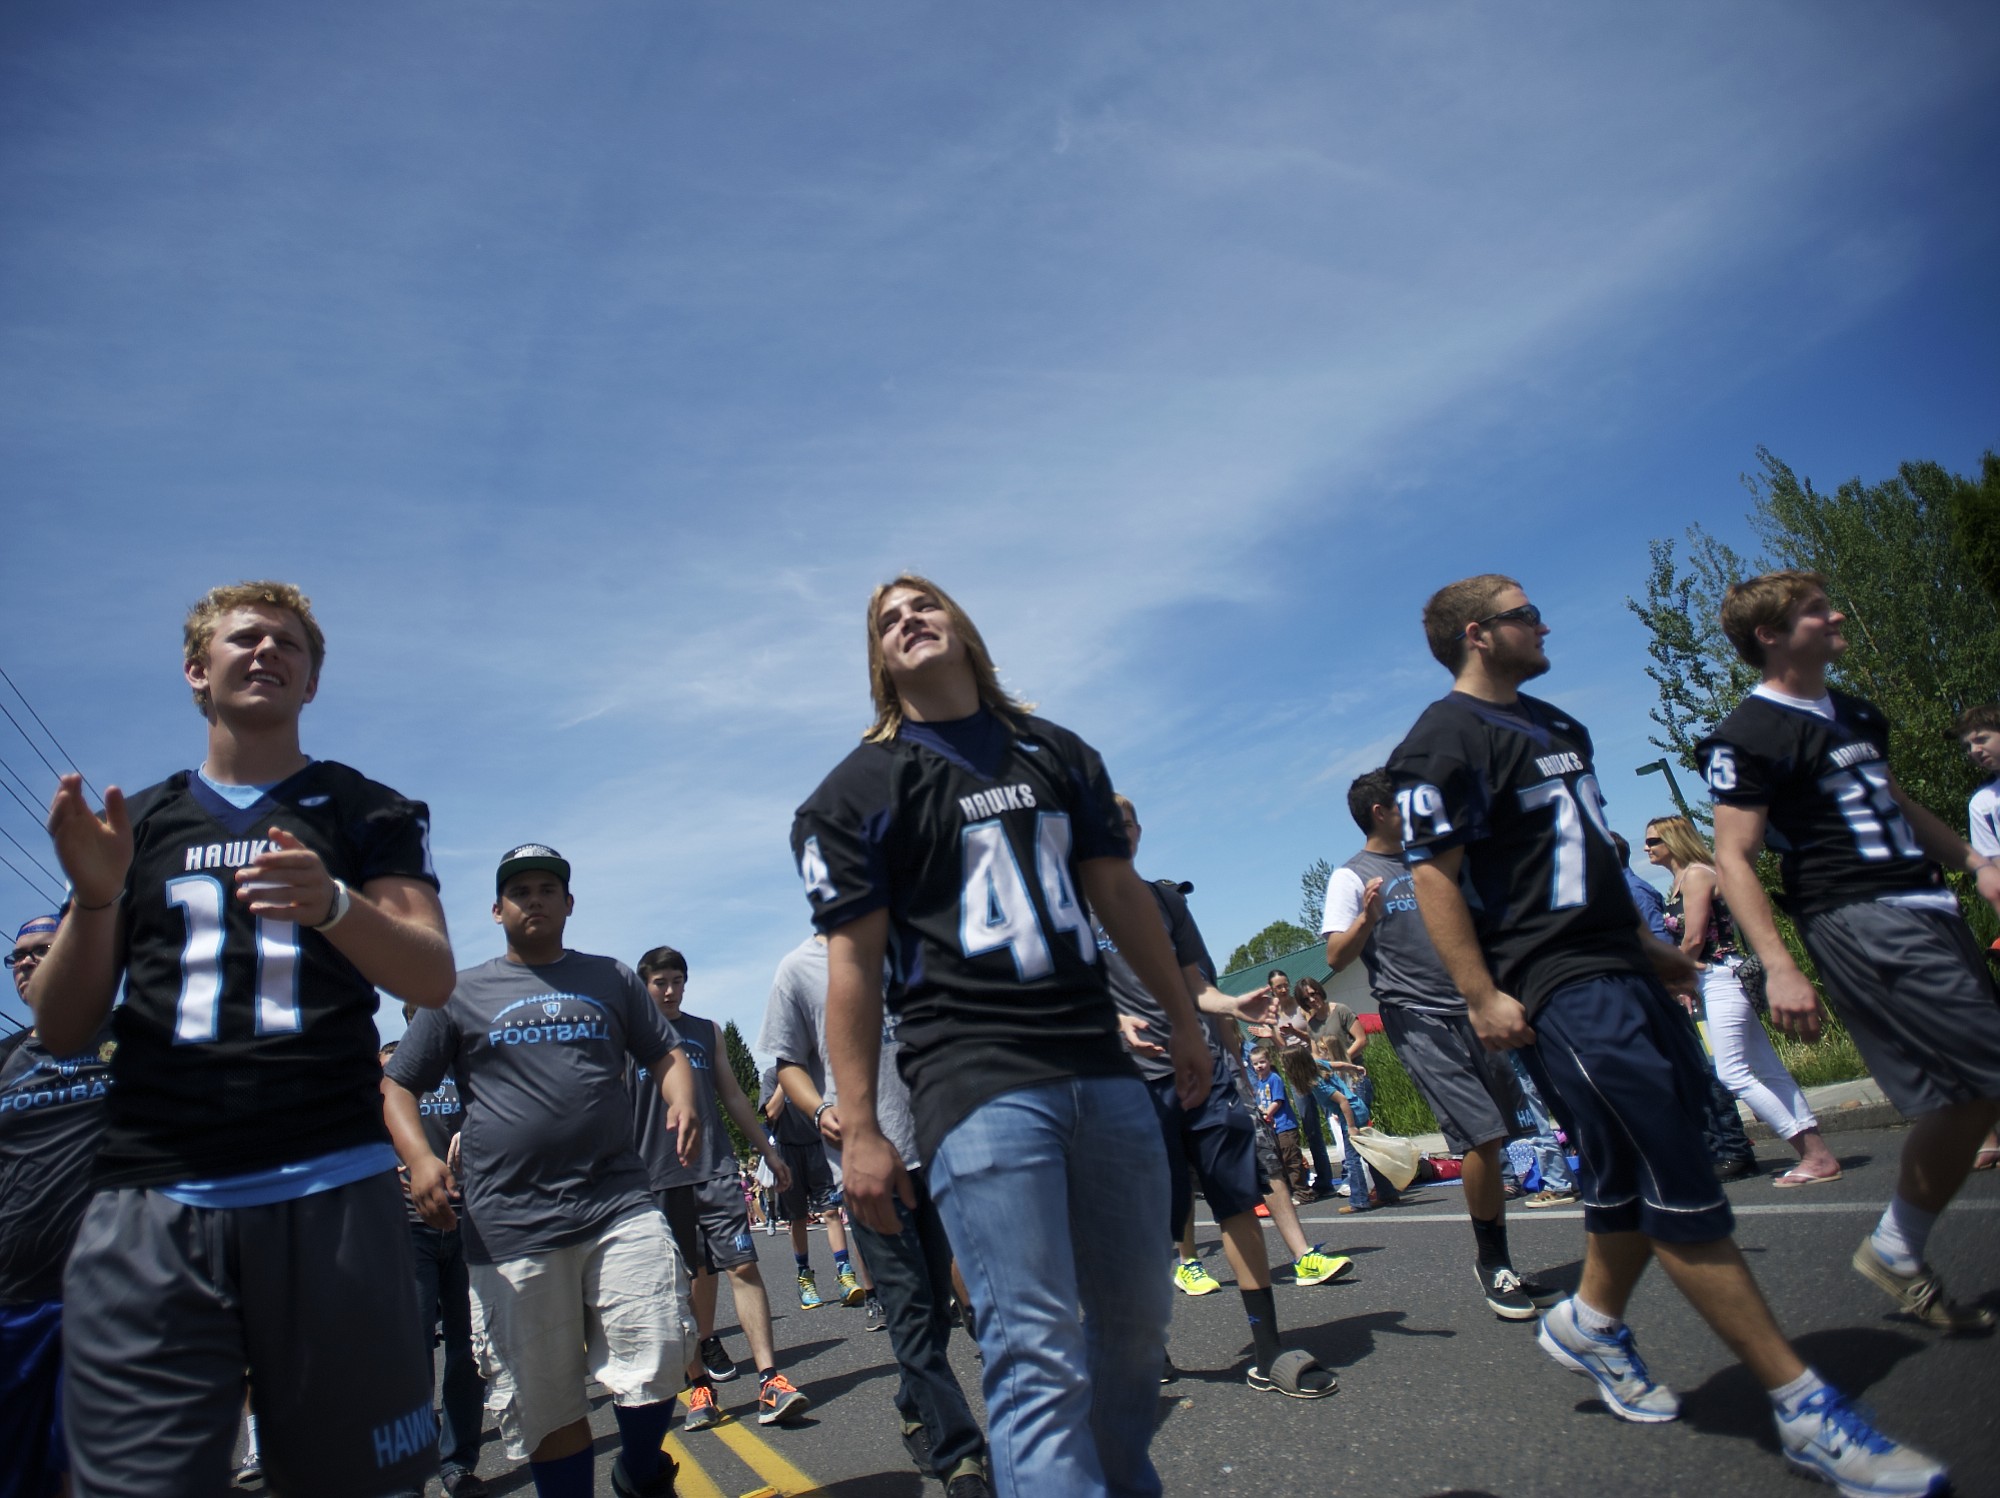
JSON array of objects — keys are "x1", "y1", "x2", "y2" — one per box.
[
  {"x1": 721, "y1": 1020, "x2": 761, "y2": 1163},
  {"x1": 1298, "y1": 858, "x2": 1334, "y2": 933},
  {"x1": 1942, "y1": 449, "x2": 2000, "y2": 611},
  {"x1": 1226, "y1": 919, "x2": 1318, "y2": 975},
  {"x1": 1765, "y1": 1017, "x2": 1869, "y2": 1090},
  {"x1": 1357, "y1": 1034, "x2": 1438, "y2": 1137},
  {"x1": 1627, "y1": 528, "x2": 1760, "y2": 799}
]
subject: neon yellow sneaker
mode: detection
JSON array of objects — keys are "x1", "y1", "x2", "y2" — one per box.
[
  {"x1": 1292, "y1": 1247, "x2": 1353, "y2": 1287},
  {"x1": 836, "y1": 1264, "x2": 866, "y2": 1306},
  {"x1": 1173, "y1": 1259, "x2": 1222, "y2": 1296}
]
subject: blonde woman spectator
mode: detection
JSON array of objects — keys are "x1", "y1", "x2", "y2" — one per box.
[{"x1": 1645, "y1": 816, "x2": 1841, "y2": 1186}]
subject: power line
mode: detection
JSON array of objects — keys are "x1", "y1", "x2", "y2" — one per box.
[
  {"x1": 0, "y1": 663, "x2": 98, "y2": 800},
  {"x1": 0, "y1": 760, "x2": 50, "y2": 828},
  {"x1": 0, "y1": 822, "x2": 63, "y2": 896},
  {"x1": 0, "y1": 696, "x2": 68, "y2": 789},
  {"x1": 0, "y1": 844, "x2": 63, "y2": 908}
]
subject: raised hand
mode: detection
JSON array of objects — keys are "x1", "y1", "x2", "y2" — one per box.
[
  {"x1": 1230, "y1": 983, "x2": 1277, "y2": 1024},
  {"x1": 1360, "y1": 876, "x2": 1385, "y2": 922},
  {"x1": 46, "y1": 775, "x2": 131, "y2": 907},
  {"x1": 237, "y1": 826, "x2": 338, "y2": 924}
]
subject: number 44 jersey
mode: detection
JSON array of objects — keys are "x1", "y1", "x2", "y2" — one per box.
[
  {"x1": 99, "y1": 762, "x2": 439, "y2": 1190},
  {"x1": 1697, "y1": 689, "x2": 1944, "y2": 916},
  {"x1": 790, "y1": 709, "x2": 1134, "y2": 1164},
  {"x1": 1388, "y1": 692, "x2": 1646, "y2": 1016}
]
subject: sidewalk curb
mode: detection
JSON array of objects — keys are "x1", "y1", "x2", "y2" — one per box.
[{"x1": 1740, "y1": 1079, "x2": 1901, "y2": 1143}]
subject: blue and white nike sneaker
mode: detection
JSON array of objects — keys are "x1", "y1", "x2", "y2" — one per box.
[
  {"x1": 1775, "y1": 1387, "x2": 1947, "y2": 1497},
  {"x1": 1535, "y1": 1297, "x2": 1680, "y2": 1422}
]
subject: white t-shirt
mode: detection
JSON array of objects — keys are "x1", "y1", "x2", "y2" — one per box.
[
  {"x1": 1970, "y1": 782, "x2": 2000, "y2": 860},
  {"x1": 1751, "y1": 682, "x2": 1835, "y2": 720},
  {"x1": 1319, "y1": 867, "x2": 1368, "y2": 936}
]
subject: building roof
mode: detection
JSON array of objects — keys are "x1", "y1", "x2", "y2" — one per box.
[{"x1": 1217, "y1": 936, "x2": 1376, "y2": 1014}]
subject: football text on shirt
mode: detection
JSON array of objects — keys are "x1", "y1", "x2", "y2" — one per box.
[{"x1": 486, "y1": 995, "x2": 611, "y2": 1048}]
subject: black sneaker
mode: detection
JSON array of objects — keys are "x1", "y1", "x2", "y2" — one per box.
[
  {"x1": 945, "y1": 1459, "x2": 994, "y2": 1498},
  {"x1": 900, "y1": 1418, "x2": 934, "y2": 1473},
  {"x1": 864, "y1": 1296, "x2": 888, "y2": 1331},
  {"x1": 699, "y1": 1335, "x2": 739, "y2": 1382},
  {"x1": 441, "y1": 1470, "x2": 490, "y2": 1498},
  {"x1": 1478, "y1": 1262, "x2": 1544, "y2": 1320},
  {"x1": 1713, "y1": 1157, "x2": 1757, "y2": 1181},
  {"x1": 609, "y1": 1453, "x2": 679, "y2": 1497}
]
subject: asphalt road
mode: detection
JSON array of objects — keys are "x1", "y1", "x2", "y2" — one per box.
[{"x1": 401, "y1": 1125, "x2": 2000, "y2": 1497}]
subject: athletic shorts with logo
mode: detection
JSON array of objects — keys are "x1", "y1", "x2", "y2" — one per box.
[
  {"x1": 469, "y1": 1205, "x2": 692, "y2": 1462},
  {"x1": 778, "y1": 1140, "x2": 838, "y2": 1220},
  {"x1": 658, "y1": 1176, "x2": 758, "y2": 1273},
  {"x1": 1378, "y1": 1005, "x2": 1525, "y2": 1155},
  {"x1": 1798, "y1": 901, "x2": 2000, "y2": 1117},
  {"x1": 1517, "y1": 973, "x2": 1733, "y2": 1244},
  {"x1": 62, "y1": 1172, "x2": 437, "y2": 1498}
]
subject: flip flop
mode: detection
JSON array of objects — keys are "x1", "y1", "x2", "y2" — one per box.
[
  {"x1": 1247, "y1": 1348, "x2": 1338, "y2": 1399},
  {"x1": 1973, "y1": 1147, "x2": 2000, "y2": 1171},
  {"x1": 1773, "y1": 1167, "x2": 1842, "y2": 1188}
]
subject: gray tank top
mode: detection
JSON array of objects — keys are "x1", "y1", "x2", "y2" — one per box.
[{"x1": 1341, "y1": 848, "x2": 1465, "y2": 1014}]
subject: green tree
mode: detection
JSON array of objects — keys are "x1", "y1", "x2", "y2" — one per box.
[
  {"x1": 1225, "y1": 919, "x2": 1317, "y2": 974},
  {"x1": 1945, "y1": 449, "x2": 2000, "y2": 608},
  {"x1": 721, "y1": 1019, "x2": 761, "y2": 1163},
  {"x1": 1297, "y1": 858, "x2": 1334, "y2": 933}
]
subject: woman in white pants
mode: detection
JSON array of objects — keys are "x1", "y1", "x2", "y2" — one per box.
[{"x1": 1646, "y1": 816, "x2": 1843, "y2": 1186}]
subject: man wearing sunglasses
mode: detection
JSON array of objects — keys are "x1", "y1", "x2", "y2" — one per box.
[
  {"x1": 1, "y1": 910, "x2": 117, "y2": 1498},
  {"x1": 1387, "y1": 573, "x2": 1945, "y2": 1498}
]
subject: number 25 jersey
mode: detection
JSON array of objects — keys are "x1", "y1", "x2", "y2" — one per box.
[
  {"x1": 99, "y1": 761, "x2": 439, "y2": 1190},
  {"x1": 1388, "y1": 692, "x2": 1645, "y2": 1015},
  {"x1": 1697, "y1": 690, "x2": 1943, "y2": 916},
  {"x1": 790, "y1": 710, "x2": 1133, "y2": 1164}
]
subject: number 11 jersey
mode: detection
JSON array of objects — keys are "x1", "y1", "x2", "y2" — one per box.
[
  {"x1": 1697, "y1": 689, "x2": 1944, "y2": 916},
  {"x1": 790, "y1": 709, "x2": 1134, "y2": 1164},
  {"x1": 1387, "y1": 692, "x2": 1645, "y2": 1015},
  {"x1": 99, "y1": 762, "x2": 439, "y2": 1190}
]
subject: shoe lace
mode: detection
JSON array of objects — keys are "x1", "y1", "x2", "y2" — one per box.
[
  {"x1": 1490, "y1": 1267, "x2": 1523, "y2": 1295},
  {"x1": 1798, "y1": 1389, "x2": 1894, "y2": 1455},
  {"x1": 762, "y1": 1373, "x2": 798, "y2": 1396},
  {"x1": 1605, "y1": 1327, "x2": 1655, "y2": 1387}
]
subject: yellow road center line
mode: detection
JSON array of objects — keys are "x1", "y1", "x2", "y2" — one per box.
[
  {"x1": 711, "y1": 1419, "x2": 825, "y2": 1497},
  {"x1": 661, "y1": 1435, "x2": 729, "y2": 1498}
]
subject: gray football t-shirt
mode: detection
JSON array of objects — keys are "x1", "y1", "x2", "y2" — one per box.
[
  {"x1": 388, "y1": 950, "x2": 678, "y2": 1265},
  {"x1": 631, "y1": 1011, "x2": 737, "y2": 1189},
  {"x1": 1093, "y1": 882, "x2": 1223, "y2": 1081},
  {"x1": 1327, "y1": 848, "x2": 1465, "y2": 1015},
  {"x1": 756, "y1": 935, "x2": 918, "y2": 1172}
]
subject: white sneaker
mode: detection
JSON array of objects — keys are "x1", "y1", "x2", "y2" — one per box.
[
  {"x1": 1775, "y1": 1386, "x2": 1947, "y2": 1497},
  {"x1": 1535, "y1": 1298, "x2": 1680, "y2": 1423}
]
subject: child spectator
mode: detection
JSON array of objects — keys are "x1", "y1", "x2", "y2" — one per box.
[{"x1": 1249, "y1": 1047, "x2": 1308, "y2": 1199}]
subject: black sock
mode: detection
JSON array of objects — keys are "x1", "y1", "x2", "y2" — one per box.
[
  {"x1": 1240, "y1": 1286, "x2": 1281, "y2": 1371},
  {"x1": 758, "y1": 1366, "x2": 778, "y2": 1384},
  {"x1": 1470, "y1": 1213, "x2": 1510, "y2": 1270},
  {"x1": 689, "y1": 1373, "x2": 713, "y2": 1392}
]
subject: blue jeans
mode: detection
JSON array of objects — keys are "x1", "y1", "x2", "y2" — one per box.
[
  {"x1": 929, "y1": 1075, "x2": 1170, "y2": 1498},
  {"x1": 1506, "y1": 1054, "x2": 1574, "y2": 1195},
  {"x1": 409, "y1": 1220, "x2": 484, "y2": 1474}
]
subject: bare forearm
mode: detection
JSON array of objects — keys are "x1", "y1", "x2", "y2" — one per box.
[
  {"x1": 27, "y1": 907, "x2": 122, "y2": 1055},
  {"x1": 1899, "y1": 793, "x2": 1986, "y2": 873},
  {"x1": 1713, "y1": 851, "x2": 1795, "y2": 972},
  {"x1": 381, "y1": 1078, "x2": 440, "y2": 1169},
  {"x1": 827, "y1": 913, "x2": 888, "y2": 1136},
  {"x1": 654, "y1": 1048, "x2": 700, "y2": 1117},
  {"x1": 775, "y1": 1061, "x2": 826, "y2": 1118},
  {"x1": 326, "y1": 882, "x2": 455, "y2": 1008},
  {"x1": 1409, "y1": 860, "x2": 1499, "y2": 1003},
  {"x1": 1324, "y1": 922, "x2": 1370, "y2": 974}
]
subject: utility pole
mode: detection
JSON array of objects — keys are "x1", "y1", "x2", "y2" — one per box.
[{"x1": 1637, "y1": 758, "x2": 1692, "y2": 819}]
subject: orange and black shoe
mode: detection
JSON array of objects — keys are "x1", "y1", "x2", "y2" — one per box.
[
  {"x1": 683, "y1": 1380, "x2": 721, "y2": 1432},
  {"x1": 757, "y1": 1371, "x2": 811, "y2": 1426}
]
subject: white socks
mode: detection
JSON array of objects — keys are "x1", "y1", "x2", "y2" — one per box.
[
  {"x1": 1571, "y1": 1296, "x2": 1621, "y2": 1337},
  {"x1": 1870, "y1": 1195, "x2": 1937, "y2": 1276},
  {"x1": 1769, "y1": 1367, "x2": 1826, "y2": 1416}
]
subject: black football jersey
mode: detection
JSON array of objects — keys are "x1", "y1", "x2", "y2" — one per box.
[
  {"x1": 791, "y1": 709, "x2": 1134, "y2": 1162},
  {"x1": 1387, "y1": 692, "x2": 1646, "y2": 1013},
  {"x1": 97, "y1": 761, "x2": 439, "y2": 1189},
  {"x1": 1698, "y1": 691, "x2": 1943, "y2": 916}
]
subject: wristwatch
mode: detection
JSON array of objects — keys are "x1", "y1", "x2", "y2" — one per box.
[{"x1": 314, "y1": 879, "x2": 352, "y2": 932}]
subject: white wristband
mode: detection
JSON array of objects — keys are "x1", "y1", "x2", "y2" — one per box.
[{"x1": 314, "y1": 879, "x2": 352, "y2": 932}]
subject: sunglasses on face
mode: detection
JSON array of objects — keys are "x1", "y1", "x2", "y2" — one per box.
[
  {"x1": 1643, "y1": 837, "x2": 1666, "y2": 848},
  {"x1": 1474, "y1": 603, "x2": 1543, "y2": 630},
  {"x1": 4, "y1": 943, "x2": 52, "y2": 968}
]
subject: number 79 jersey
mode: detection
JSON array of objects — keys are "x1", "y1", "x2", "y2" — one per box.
[
  {"x1": 1697, "y1": 690, "x2": 1944, "y2": 916},
  {"x1": 1387, "y1": 692, "x2": 1646, "y2": 1015},
  {"x1": 789, "y1": 712, "x2": 1133, "y2": 1164},
  {"x1": 99, "y1": 761, "x2": 439, "y2": 1190}
]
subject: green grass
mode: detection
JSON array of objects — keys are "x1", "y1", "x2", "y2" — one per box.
[
  {"x1": 1359, "y1": 1033, "x2": 1439, "y2": 1137},
  {"x1": 1763, "y1": 1013, "x2": 1870, "y2": 1089}
]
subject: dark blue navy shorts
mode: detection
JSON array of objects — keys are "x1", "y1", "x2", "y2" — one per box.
[
  {"x1": 1519, "y1": 972, "x2": 1735, "y2": 1245},
  {"x1": 0, "y1": 1296, "x2": 65, "y2": 1498},
  {"x1": 1145, "y1": 1062, "x2": 1264, "y2": 1238}
]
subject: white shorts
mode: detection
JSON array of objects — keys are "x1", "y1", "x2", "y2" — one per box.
[{"x1": 469, "y1": 1205, "x2": 693, "y2": 1461}]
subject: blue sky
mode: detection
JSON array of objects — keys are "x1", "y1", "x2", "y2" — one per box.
[{"x1": 3, "y1": 1, "x2": 1997, "y2": 1045}]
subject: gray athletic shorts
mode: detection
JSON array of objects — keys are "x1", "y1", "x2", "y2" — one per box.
[
  {"x1": 1380, "y1": 1004, "x2": 1525, "y2": 1154},
  {"x1": 63, "y1": 1171, "x2": 435, "y2": 1498},
  {"x1": 1799, "y1": 900, "x2": 2000, "y2": 1117},
  {"x1": 658, "y1": 1177, "x2": 757, "y2": 1273}
]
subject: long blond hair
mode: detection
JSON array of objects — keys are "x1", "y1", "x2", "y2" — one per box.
[
  {"x1": 862, "y1": 574, "x2": 1035, "y2": 743},
  {"x1": 1645, "y1": 815, "x2": 1713, "y2": 872}
]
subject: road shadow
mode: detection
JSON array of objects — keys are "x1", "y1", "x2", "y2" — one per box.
[
  {"x1": 814, "y1": 1472, "x2": 926, "y2": 1497},
  {"x1": 1166, "y1": 1306, "x2": 1455, "y2": 1389},
  {"x1": 1676, "y1": 1326, "x2": 1930, "y2": 1450}
]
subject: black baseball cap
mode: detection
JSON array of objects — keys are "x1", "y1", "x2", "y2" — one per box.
[{"x1": 496, "y1": 843, "x2": 571, "y2": 894}]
